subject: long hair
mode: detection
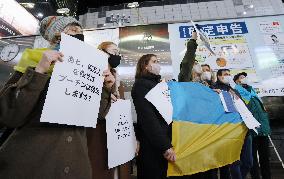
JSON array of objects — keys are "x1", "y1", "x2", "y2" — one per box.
[{"x1": 135, "y1": 54, "x2": 157, "y2": 79}]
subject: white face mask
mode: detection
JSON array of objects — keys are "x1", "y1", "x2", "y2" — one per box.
[
  {"x1": 201, "y1": 71, "x2": 212, "y2": 81},
  {"x1": 148, "y1": 63, "x2": 161, "y2": 75},
  {"x1": 193, "y1": 64, "x2": 203, "y2": 74},
  {"x1": 222, "y1": 75, "x2": 232, "y2": 84},
  {"x1": 240, "y1": 77, "x2": 248, "y2": 84}
]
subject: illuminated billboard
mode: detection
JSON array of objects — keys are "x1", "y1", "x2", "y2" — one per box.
[{"x1": 0, "y1": 0, "x2": 39, "y2": 36}]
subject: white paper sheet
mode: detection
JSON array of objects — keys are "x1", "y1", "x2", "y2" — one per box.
[
  {"x1": 106, "y1": 99, "x2": 137, "y2": 169},
  {"x1": 145, "y1": 82, "x2": 173, "y2": 125},
  {"x1": 234, "y1": 98, "x2": 261, "y2": 133},
  {"x1": 40, "y1": 33, "x2": 108, "y2": 127}
]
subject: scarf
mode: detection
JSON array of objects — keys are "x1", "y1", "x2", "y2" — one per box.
[{"x1": 14, "y1": 48, "x2": 54, "y2": 76}]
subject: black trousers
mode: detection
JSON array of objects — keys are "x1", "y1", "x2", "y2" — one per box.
[{"x1": 250, "y1": 136, "x2": 271, "y2": 179}]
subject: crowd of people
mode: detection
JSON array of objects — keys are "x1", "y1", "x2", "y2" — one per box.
[{"x1": 0, "y1": 16, "x2": 272, "y2": 179}]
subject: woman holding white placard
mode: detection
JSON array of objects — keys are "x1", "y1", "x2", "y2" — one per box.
[{"x1": 0, "y1": 16, "x2": 115, "y2": 179}]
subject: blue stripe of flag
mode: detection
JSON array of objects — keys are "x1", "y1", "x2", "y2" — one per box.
[{"x1": 168, "y1": 82, "x2": 242, "y2": 124}]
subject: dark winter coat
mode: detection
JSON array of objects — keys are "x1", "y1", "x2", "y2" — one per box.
[
  {"x1": 131, "y1": 73, "x2": 172, "y2": 179},
  {"x1": 178, "y1": 39, "x2": 198, "y2": 82},
  {"x1": 0, "y1": 67, "x2": 93, "y2": 179},
  {"x1": 211, "y1": 80, "x2": 232, "y2": 92},
  {"x1": 240, "y1": 85, "x2": 271, "y2": 136}
]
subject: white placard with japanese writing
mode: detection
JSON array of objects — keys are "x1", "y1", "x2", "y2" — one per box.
[
  {"x1": 40, "y1": 33, "x2": 108, "y2": 127},
  {"x1": 106, "y1": 99, "x2": 136, "y2": 168},
  {"x1": 145, "y1": 82, "x2": 173, "y2": 125}
]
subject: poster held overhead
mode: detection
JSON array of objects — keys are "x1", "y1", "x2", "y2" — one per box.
[{"x1": 40, "y1": 33, "x2": 108, "y2": 128}]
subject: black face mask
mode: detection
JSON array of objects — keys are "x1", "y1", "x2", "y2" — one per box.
[
  {"x1": 108, "y1": 53, "x2": 121, "y2": 68},
  {"x1": 69, "y1": 34, "x2": 84, "y2": 41}
]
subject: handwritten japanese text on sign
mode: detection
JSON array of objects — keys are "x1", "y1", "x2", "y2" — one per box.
[
  {"x1": 106, "y1": 100, "x2": 137, "y2": 168},
  {"x1": 40, "y1": 33, "x2": 108, "y2": 127},
  {"x1": 145, "y1": 82, "x2": 173, "y2": 125}
]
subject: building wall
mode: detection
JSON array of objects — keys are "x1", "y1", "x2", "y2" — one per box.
[{"x1": 79, "y1": 0, "x2": 284, "y2": 29}]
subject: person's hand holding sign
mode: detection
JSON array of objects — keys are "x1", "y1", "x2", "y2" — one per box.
[
  {"x1": 35, "y1": 50, "x2": 64, "y2": 74},
  {"x1": 103, "y1": 70, "x2": 115, "y2": 89}
]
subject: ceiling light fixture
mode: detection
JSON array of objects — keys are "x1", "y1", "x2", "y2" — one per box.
[
  {"x1": 127, "y1": 2, "x2": 139, "y2": 8},
  {"x1": 19, "y1": 2, "x2": 35, "y2": 9},
  {"x1": 56, "y1": 8, "x2": 70, "y2": 14}
]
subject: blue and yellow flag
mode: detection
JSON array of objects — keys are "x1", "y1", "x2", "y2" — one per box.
[{"x1": 167, "y1": 82, "x2": 247, "y2": 176}]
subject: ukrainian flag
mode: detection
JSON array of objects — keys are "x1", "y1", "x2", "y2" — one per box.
[{"x1": 167, "y1": 82, "x2": 247, "y2": 176}]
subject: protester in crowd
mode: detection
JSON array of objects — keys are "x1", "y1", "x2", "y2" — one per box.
[
  {"x1": 191, "y1": 63, "x2": 217, "y2": 179},
  {"x1": 201, "y1": 64, "x2": 215, "y2": 86},
  {"x1": 178, "y1": 31, "x2": 198, "y2": 82},
  {"x1": 234, "y1": 72, "x2": 271, "y2": 179},
  {"x1": 176, "y1": 30, "x2": 210, "y2": 179},
  {"x1": 177, "y1": 30, "x2": 204, "y2": 179},
  {"x1": 178, "y1": 31, "x2": 216, "y2": 88},
  {"x1": 211, "y1": 69, "x2": 253, "y2": 179},
  {"x1": 98, "y1": 41, "x2": 125, "y2": 99},
  {"x1": 211, "y1": 69, "x2": 235, "y2": 93},
  {"x1": 131, "y1": 54, "x2": 175, "y2": 179},
  {"x1": 0, "y1": 16, "x2": 115, "y2": 179},
  {"x1": 191, "y1": 61, "x2": 203, "y2": 82}
]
